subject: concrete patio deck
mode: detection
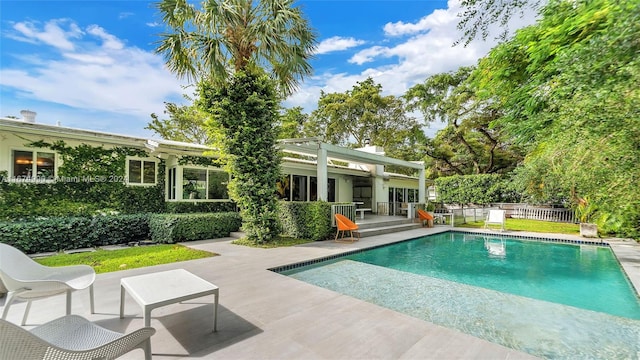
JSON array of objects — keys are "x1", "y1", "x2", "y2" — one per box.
[{"x1": 2, "y1": 226, "x2": 639, "y2": 359}]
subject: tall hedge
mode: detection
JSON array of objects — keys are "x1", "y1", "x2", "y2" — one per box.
[
  {"x1": 434, "y1": 174, "x2": 521, "y2": 205},
  {"x1": 277, "y1": 201, "x2": 333, "y2": 241},
  {"x1": 198, "y1": 70, "x2": 281, "y2": 243},
  {"x1": 0, "y1": 181, "x2": 165, "y2": 220}
]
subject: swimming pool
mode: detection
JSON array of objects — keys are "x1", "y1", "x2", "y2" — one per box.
[{"x1": 279, "y1": 232, "x2": 640, "y2": 359}]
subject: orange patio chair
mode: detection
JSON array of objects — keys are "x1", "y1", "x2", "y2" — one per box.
[
  {"x1": 334, "y1": 214, "x2": 360, "y2": 243},
  {"x1": 417, "y1": 209, "x2": 434, "y2": 228}
]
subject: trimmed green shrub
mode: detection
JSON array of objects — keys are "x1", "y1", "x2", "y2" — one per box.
[
  {"x1": 165, "y1": 202, "x2": 237, "y2": 214},
  {"x1": 0, "y1": 218, "x2": 92, "y2": 253},
  {"x1": 277, "y1": 201, "x2": 333, "y2": 241},
  {"x1": 149, "y1": 212, "x2": 242, "y2": 243},
  {"x1": 87, "y1": 214, "x2": 150, "y2": 246},
  {"x1": 0, "y1": 214, "x2": 150, "y2": 254}
]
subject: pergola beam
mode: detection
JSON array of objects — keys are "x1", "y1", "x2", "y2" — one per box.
[{"x1": 278, "y1": 138, "x2": 426, "y2": 203}]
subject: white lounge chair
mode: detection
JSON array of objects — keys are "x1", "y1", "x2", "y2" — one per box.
[
  {"x1": 0, "y1": 243, "x2": 95, "y2": 325},
  {"x1": 0, "y1": 314, "x2": 155, "y2": 360},
  {"x1": 484, "y1": 210, "x2": 506, "y2": 231}
]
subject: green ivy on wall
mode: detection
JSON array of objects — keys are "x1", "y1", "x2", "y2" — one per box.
[
  {"x1": 28, "y1": 140, "x2": 149, "y2": 178},
  {"x1": 0, "y1": 141, "x2": 166, "y2": 219}
]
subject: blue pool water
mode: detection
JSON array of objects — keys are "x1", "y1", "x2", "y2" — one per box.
[{"x1": 282, "y1": 232, "x2": 640, "y2": 359}]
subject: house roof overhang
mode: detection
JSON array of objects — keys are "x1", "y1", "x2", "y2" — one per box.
[
  {"x1": 145, "y1": 138, "x2": 216, "y2": 157},
  {"x1": 0, "y1": 118, "x2": 147, "y2": 148},
  {"x1": 0, "y1": 118, "x2": 424, "y2": 174}
]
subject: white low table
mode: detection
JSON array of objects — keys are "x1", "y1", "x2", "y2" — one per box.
[{"x1": 120, "y1": 269, "x2": 219, "y2": 331}]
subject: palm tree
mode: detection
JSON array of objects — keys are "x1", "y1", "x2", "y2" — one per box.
[{"x1": 155, "y1": 0, "x2": 317, "y2": 96}]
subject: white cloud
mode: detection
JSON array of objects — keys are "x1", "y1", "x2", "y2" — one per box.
[
  {"x1": 383, "y1": 7, "x2": 455, "y2": 36},
  {"x1": 287, "y1": 0, "x2": 540, "y2": 135},
  {"x1": 314, "y1": 36, "x2": 365, "y2": 55},
  {"x1": 146, "y1": 22, "x2": 161, "y2": 28},
  {"x1": 86, "y1": 25, "x2": 124, "y2": 50},
  {"x1": 348, "y1": 46, "x2": 390, "y2": 65},
  {"x1": 0, "y1": 20, "x2": 186, "y2": 132},
  {"x1": 10, "y1": 19, "x2": 83, "y2": 51}
]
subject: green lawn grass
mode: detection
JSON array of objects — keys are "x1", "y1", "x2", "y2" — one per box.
[
  {"x1": 35, "y1": 244, "x2": 216, "y2": 274},
  {"x1": 458, "y1": 218, "x2": 580, "y2": 235}
]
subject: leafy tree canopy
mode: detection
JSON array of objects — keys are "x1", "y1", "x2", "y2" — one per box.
[
  {"x1": 472, "y1": 0, "x2": 640, "y2": 237},
  {"x1": 278, "y1": 106, "x2": 308, "y2": 139},
  {"x1": 308, "y1": 78, "x2": 424, "y2": 171},
  {"x1": 405, "y1": 66, "x2": 523, "y2": 177},
  {"x1": 155, "y1": 0, "x2": 317, "y2": 243},
  {"x1": 147, "y1": 94, "x2": 213, "y2": 145}
]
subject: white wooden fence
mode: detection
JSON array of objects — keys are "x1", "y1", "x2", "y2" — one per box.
[
  {"x1": 438, "y1": 204, "x2": 576, "y2": 225},
  {"x1": 511, "y1": 207, "x2": 576, "y2": 223}
]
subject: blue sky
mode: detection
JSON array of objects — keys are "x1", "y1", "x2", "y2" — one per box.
[{"x1": 0, "y1": 0, "x2": 538, "y2": 138}]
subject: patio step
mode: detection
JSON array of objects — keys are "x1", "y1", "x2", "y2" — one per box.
[
  {"x1": 355, "y1": 218, "x2": 415, "y2": 230},
  {"x1": 357, "y1": 222, "x2": 423, "y2": 238},
  {"x1": 229, "y1": 217, "x2": 421, "y2": 240}
]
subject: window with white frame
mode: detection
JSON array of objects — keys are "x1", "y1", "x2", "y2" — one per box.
[
  {"x1": 181, "y1": 167, "x2": 229, "y2": 200},
  {"x1": 12, "y1": 149, "x2": 56, "y2": 180},
  {"x1": 126, "y1": 157, "x2": 157, "y2": 185}
]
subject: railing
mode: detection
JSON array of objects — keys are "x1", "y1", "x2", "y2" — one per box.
[
  {"x1": 511, "y1": 207, "x2": 576, "y2": 223},
  {"x1": 337, "y1": 202, "x2": 574, "y2": 225},
  {"x1": 437, "y1": 205, "x2": 576, "y2": 225},
  {"x1": 331, "y1": 204, "x2": 356, "y2": 227}
]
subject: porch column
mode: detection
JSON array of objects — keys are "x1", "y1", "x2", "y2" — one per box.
[
  {"x1": 317, "y1": 144, "x2": 328, "y2": 201},
  {"x1": 418, "y1": 165, "x2": 426, "y2": 204}
]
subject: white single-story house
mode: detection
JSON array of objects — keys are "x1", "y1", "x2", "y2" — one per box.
[{"x1": 0, "y1": 111, "x2": 435, "y2": 215}]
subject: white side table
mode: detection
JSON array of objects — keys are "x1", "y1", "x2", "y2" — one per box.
[{"x1": 120, "y1": 269, "x2": 219, "y2": 331}]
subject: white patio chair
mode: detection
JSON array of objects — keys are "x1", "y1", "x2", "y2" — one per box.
[
  {"x1": 484, "y1": 209, "x2": 506, "y2": 231},
  {"x1": 0, "y1": 314, "x2": 155, "y2": 360},
  {"x1": 0, "y1": 243, "x2": 95, "y2": 325}
]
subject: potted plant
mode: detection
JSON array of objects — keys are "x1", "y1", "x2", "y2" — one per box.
[{"x1": 575, "y1": 197, "x2": 598, "y2": 238}]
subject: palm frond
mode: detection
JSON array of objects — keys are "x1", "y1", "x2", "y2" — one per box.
[{"x1": 155, "y1": 0, "x2": 317, "y2": 93}]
